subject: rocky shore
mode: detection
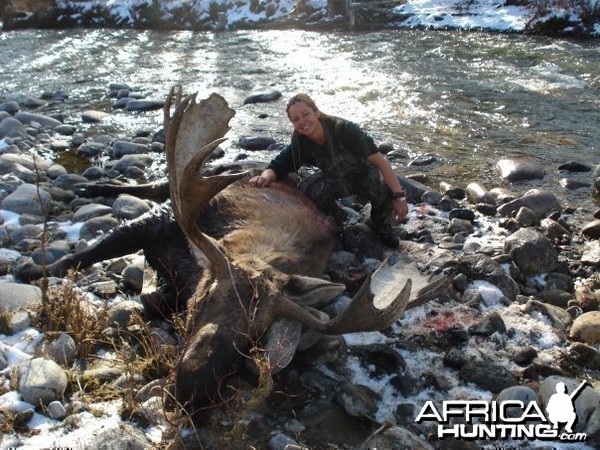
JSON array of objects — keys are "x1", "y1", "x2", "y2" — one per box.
[
  {"x1": 1, "y1": 84, "x2": 600, "y2": 449},
  {"x1": 2, "y1": 0, "x2": 600, "y2": 37}
]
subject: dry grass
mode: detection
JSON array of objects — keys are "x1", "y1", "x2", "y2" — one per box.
[
  {"x1": 32, "y1": 270, "x2": 107, "y2": 359},
  {"x1": 0, "y1": 306, "x2": 11, "y2": 335}
]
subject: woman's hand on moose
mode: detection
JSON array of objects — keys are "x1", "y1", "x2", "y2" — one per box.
[
  {"x1": 248, "y1": 175, "x2": 270, "y2": 187},
  {"x1": 393, "y1": 199, "x2": 408, "y2": 223}
]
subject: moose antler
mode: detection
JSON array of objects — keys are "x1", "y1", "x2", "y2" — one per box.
[
  {"x1": 274, "y1": 269, "x2": 412, "y2": 335},
  {"x1": 164, "y1": 86, "x2": 245, "y2": 277}
]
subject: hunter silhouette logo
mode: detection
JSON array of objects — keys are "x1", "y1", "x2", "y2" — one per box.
[
  {"x1": 546, "y1": 380, "x2": 587, "y2": 433},
  {"x1": 415, "y1": 380, "x2": 589, "y2": 443}
]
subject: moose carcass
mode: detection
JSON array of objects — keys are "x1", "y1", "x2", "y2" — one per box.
[{"x1": 162, "y1": 86, "x2": 414, "y2": 418}]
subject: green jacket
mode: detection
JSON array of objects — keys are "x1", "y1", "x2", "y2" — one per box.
[{"x1": 268, "y1": 114, "x2": 379, "y2": 182}]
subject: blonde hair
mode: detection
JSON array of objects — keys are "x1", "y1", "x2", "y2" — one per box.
[{"x1": 286, "y1": 93, "x2": 318, "y2": 119}]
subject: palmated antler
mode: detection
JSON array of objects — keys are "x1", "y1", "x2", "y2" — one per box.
[
  {"x1": 163, "y1": 86, "x2": 246, "y2": 277},
  {"x1": 274, "y1": 264, "x2": 412, "y2": 335}
]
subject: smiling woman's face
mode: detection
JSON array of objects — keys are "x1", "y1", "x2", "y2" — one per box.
[{"x1": 288, "y1": 101, "x2": 321, "y2": 139}]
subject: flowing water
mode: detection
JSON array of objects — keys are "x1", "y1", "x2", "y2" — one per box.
[{"x1": 1, "y1": 28, "x2": 598, "y2": 209}]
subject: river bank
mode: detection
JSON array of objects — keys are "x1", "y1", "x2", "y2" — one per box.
[
  {"x1": 0, "y1": 22, "x2": 599, "y2": 449},
  {"x1": 0, "y1": 78, "x2": 599, "y2": 448},
  {"x1": 1, "y1": 0, "x2": 600, "y2": 37}
]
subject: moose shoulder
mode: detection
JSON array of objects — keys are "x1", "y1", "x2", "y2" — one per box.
[{"x1": 162, "y1": 86, "x2": 414, "y2": 419}]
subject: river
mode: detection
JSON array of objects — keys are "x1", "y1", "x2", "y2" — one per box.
[{"x1": 1, "y1": 28, "x2": 598, "y2": 210}]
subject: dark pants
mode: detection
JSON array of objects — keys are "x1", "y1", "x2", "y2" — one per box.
[{"x1": 298, "y1": 166, "x2": 393, "y2": 235}]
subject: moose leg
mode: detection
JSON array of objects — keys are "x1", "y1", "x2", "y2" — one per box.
[
  {"x1": 15, "y1": 216, "x2": 153, "y2": 282},
  {"x1": 80, "y1": 180, "x2": 170, "y2": 203}
]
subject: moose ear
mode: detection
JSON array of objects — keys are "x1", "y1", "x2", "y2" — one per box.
[{"x1": 283, "y1": 275, "x2": 346, "y2": 308}]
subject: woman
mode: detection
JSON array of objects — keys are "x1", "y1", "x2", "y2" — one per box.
[{"x1": 248, "y1": 93, "x2": 408, "y2": 248}]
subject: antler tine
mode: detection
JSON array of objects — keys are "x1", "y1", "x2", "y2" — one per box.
[
  {"x1": 178, "y1": 138, "x2": 248, "y2": 232},
  {"x1": 325, "y1": 277, "x2": 412, "y2": 334},
  {"x1": 274, "y1": 276, "x2": 412, "y2": 335},
  {"x1": 174, "y1": 142, "x2": 243, "y2": 281},
  {"x1": 163, "y1": 87, "x2": 240, "y2": 278}
]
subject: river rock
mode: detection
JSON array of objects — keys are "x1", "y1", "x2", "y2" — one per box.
[
  {"x1": 581, "y1": 219, "x2": 600, "y2": 239},
  {"x1": 269, "y1": 433, "x2": 302, "y2": 450},
  {"x1": 399, "y1": 176, "x2": 429, "y2": 204},
  {"x1": 4, "y1": 93, "x2": 46, "y2": 108},
  {"x1": 106, "y1": 300, "x2": 144, "y2": 328},
  {"x1": 0, "y1": 101, "x2": 20, "y2": 114},
  {"x1": 408, "y1": 154, "x2": 437, "y2": 167},
  {"x1": 569, "y1": 342, "x2": 600, "y2": 369},
  {"x1": 17, "y1": 357, "x2": 68, "y2": 406},
  {"x1": 243, "y1": 90, "x2": 282, "y2": 104},
  {"x1": 569, "y1": 311, "x2": 600, "y2": 345},
  {"x1": 439, "y1": 181, "x2": 464, "y2": 199},
  {"x1": 72, "y1": 203, "x2": 113, "y2": 222},
  {"x1": 112, "y1": 140, "x2": 149, "y2": 157},
  {"x1": 448, "y1": 217, "x2": 474, "y2": 235},
  {"x1": 122, "y1": 261, "x2": 144, "y2": 292},
  {"x1": 1, "y1": 183, "x2": 52, "y2": 215},
  {"x1": 125, "y1": 99, "x2": 164, "y2": 111},
  {"x1": 458, "y1": 254, "x2": 520, "y2": 300},
  {"x1": 459, "y1": 357, "x2": 517, "y2": 393},
  {"x1": 81, "y1": 110, "x2": 109, "y2": 123},
  {"x1": 112, "y1": 97, "x2": 134, "y2": 109},
  {"x1": 558, "y1": 161, "x2": 592, "y2": 172},
  {"x1": 495, "y1": 385, "x2": 539, "y2": 418},
  {"x1": 334, "y1": 381, "x2": 380, "y2": 417},
  {"x1": 112, "y1": 194, "x2": 152, "y2": 220},
  {"x1": 77, "y1": 141, "x2": 106, "y2": 157},
  {"x1": 560, "y1": 178, "x2": 590, "y2": 190},
  {"x1": 0, "y1": 282, "x2": 42, "y2": 312},
  {"x1": 581, "y1": 241, "x2": 600, "y2": 266},
  {"x1": 497, "y1": 189, "x2": 561, "y2": 219},
  {"x1": 54, "y1": 123, "x2": 76, "y2": 136},
  {"x1": 515, "y1": 206, "x2": 538, "y2": 227},
  {"x1": 44, "y1": 332, "x2": 77, "y2": 367},
  {"x1": 497, "y1": 157, "x2": 545, "y2": 181},
  {"x1": 135, "y1": 396, "x2": 165, "y2": 425},
  {"x1": 523, "y1": 299, "x2": 572, "y2": 332},
  {"x1": 465, "y1": 182, "x2": 495, "y2": 205},
  {"x1": 112, "y1": 154, "x2": 154, "y2": 172},
  {"x1": 490, "y1": 186, "x2": 517, "y2": 204},
  {"x1": 238, "y1": 135, "x2": 276, "y2": 150},
  {"x1": 437, "y1": 195, "x2": 460, "y2": 212},
  {"x1": 503, "y1": 228, "x2": 559, "y2": 275},
  {"x1": 31, "y1": 240, "x2": 71, "y2": 265},
  {"x1": 0, "y1": 116, "x2": 28, "y2": 140},
  {"x1": 52, "y1": 173, "x2": 89, "y2": 191},
  {"x1": 79, "y1": 215, "x2": 119, "y2": 241},
  {"x1": 0, "y1": 153, "x2": 52, "y2": 178},
  {"x1": 82, "y1": 165, "x2": 104, "y2": 179},
  {"x1": 540, "y1": 217, "x2": 570, "y2": 242},
  {"x1": 14, "y1": 112, "x2": 62, "y2": 129},
  {"x1": 449, "y1": 208, "x2": 475, "y2": 222},
  {"x1": 47, "y1": 400, "x2": 67, "y2": 420},
  {"x1": 46, "y1": 164, "x2": 68, "y2": 179}
]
